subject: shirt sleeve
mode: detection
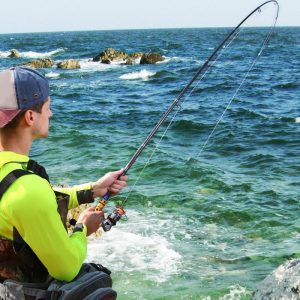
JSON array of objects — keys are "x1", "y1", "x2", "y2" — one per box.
[
  {"x1": 53, "y1": 183, "x2": 94, "y2": 209},
  {"x1": 3, "y1": 174, "x2": 88, "y2": 282}
]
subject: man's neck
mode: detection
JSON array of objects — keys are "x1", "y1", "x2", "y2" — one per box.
[{"x1": 0, "y1": 129, "x2": 32, "y2": 156}]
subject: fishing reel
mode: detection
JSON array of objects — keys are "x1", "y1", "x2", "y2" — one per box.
[{"x1": 102, "y1": 206, "x2": 126, "y2": 232}]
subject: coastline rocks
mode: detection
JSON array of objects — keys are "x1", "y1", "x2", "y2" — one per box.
[
  {"x1": 253, "y1": 259, "x2": 300, "y2": 300},
  {"x1": 8, "y1": 47, "x2": 165, "y2": 68},
  {"x1": 19, "y1": 58, "x2": 55, "y2": 68},
  {"x1": 140, "y1": 53, "x2": 165, "y2": 64},
  {"x1": 92, "y1": 48, "x2": 128, "y2": 63},
  {"x1": 92, "y1": 48, "x2": 161, "y2": 65},
  {"x1": 8, "y1": 49, "x2": 20, "y2": 58},
  {"x1": 57, "y1": 59, "x2": 80, "y2": 69}
]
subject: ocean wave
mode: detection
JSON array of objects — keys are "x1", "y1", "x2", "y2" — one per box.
[
  {"x1": 273, "y1": 82, "x2": 299, "y2": 90},
  {"x1": 120, "y1": 69, "x2": 156, "y2": 80},
  {"x1": 147, "y1": 69, "x2": 179, "y2": 83},
  {"x1": 171, "y1": 119, "x2": 210, "y2": 133},
  {"x1": 79, "y1": 60, "x2": 120, "y2": 72},
  {"x1": 86, "y1": 209, "x2": 181, "y2": 283},
  {"x1": 239, "y1": 153, "x2": 279, "y2": 169},
  {"x1": 0, "y1": 51, "x2": 10, "y2": 58},
  {"x1": 0, "y1": 48, "x2": 65, "y2": 59},
  {"x1": 296, "y1": 117, "x2": 300, "y2": 123},
  {"x1": 230, "y1": 107, "x2": 266, "y2": 120},
  {"x1": 45, "y1": 72, "x2": 60, "y2": 79}
]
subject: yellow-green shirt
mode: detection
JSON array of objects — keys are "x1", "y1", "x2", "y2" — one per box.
[{"x1": 0, "y1": 151, "x2": 92, "y2": 282}]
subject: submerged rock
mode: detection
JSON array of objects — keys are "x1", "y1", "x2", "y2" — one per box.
[{"x1": 253, "y1": 259, "x2": 300, "y2": 300}]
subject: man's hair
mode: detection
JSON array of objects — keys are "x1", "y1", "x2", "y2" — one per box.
[{"x1": 2, "y1": 102, "x2": 45, "y2": 130}]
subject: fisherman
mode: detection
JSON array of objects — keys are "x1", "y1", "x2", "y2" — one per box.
[{"x1": 0, "y1": 67, "x2": 127, "y2": 297}]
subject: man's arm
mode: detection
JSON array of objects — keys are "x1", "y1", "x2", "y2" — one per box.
[{"x1": 5, "y1": 175, "x2": 92, "y2": 281}]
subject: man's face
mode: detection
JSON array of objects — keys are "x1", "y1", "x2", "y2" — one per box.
[{"x1": 32, "y1": 97, "x2": 52, "y2": 139}]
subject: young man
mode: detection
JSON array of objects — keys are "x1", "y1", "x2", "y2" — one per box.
[{"x1": 0, "y1": 67, "x2": 127, "y2": 284}]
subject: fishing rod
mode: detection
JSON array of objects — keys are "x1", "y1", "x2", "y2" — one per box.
[{"x1": 96, "y1": 0, "x2": 279, "y2": 231}]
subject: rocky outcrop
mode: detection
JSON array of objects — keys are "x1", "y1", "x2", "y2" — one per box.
[
  {"x1": 140, "y1": 53, "x2": 165, "y2": 64},
  {"x1": 57, "y1": 59, "x2": 80, "y2": 69},
  {"x1": 7, "y1": 48, "x2": 164, "y2": 67},
  {"x1": 19, "y1": 58, "x2": 55, "y2": 68},
  {"x1": 253, "y1": 259, "x2": 300, "y2": 300},
  {"x1": 92, "y1": 48, "x2": 128, "y2": 64},
  {"x1": 92, "y1": 48, "x2": 162, "y2": 65},
  {"x1": 8, "y1": 49, "x2": 20, "y2": 58}
]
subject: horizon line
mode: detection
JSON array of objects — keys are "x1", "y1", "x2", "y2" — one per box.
[{"x1": 0, "y1": 25, "x2": 299, "y2": 35}]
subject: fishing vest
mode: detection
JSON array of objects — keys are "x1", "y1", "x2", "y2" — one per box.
[{"x1": 0, "y1": 159, "x2": 92, "y2": 283}]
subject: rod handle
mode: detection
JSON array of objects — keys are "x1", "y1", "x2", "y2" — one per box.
[{"x1": 95, "y1": 192, "x2": 111, "y2": 211}]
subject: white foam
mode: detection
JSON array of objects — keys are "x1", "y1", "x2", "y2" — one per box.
[
  {"x1": 21, "y1": 48, "x2": 65, "y2": 58},
  {"x1": 295, "y1": 117, "x2": 300, "y2": 123},
  {"x1": 219, "y1": 285, "x2": 251, "y2": 300},
  {"x1": 0, "y1": 48, "x2": 65, "y2": 58},
  {"x1": 120, "y1": 69, "x2": 156, "y2": 80},
  {"x1": 110, "y1": 59, "x2": 127, "y2": 65},
  {"x1": 79, "y1": 60, "x2": 120, "y2": 72},
  {"x1": 0, "y1": 51, "x2": 11, "y2": 58},
  {"x1": 45, "y1": 72, "x2": 60, "y2": 78},
  {"x1": 86, "y1": 209, "x2": 181, "y2": 282}
]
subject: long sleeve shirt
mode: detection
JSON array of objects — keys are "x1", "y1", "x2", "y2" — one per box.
[{"x1": 0, "y1": 151, "x2": 92, "y2": 281}]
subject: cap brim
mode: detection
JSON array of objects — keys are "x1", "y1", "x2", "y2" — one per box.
[{"x1": 0, "y1": 109, "x2": 20, "y2": 128}]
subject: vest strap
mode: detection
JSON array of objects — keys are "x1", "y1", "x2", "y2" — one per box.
[
  {"x1": 27, "y1": 160, "x2": 50, "y2": 182},
  {"x1": 0, "y1": 169, "x2": 31, "y2": 199}
]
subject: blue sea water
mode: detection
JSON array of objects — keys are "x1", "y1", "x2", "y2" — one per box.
[{"x1": 0, "y1": 11, "x2": 300, "y2": 300}]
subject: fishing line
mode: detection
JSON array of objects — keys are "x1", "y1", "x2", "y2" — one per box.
[
  {"x1": 97, "y1": 0, "x2": 280, "y2": 231},
  {"x1": 193, "y1": 3, "x2": 279, "y2": 160},
  {"x1": 122, "y1": 2, "x2": 279, "y2": 205},
  {"x1": 122, "y1": 26, "x2": 246, "y2": 205}
]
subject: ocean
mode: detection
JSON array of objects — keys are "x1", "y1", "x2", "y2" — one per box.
[{"x1": 0, "y1": 14, "x2": 299, "y2": 300}]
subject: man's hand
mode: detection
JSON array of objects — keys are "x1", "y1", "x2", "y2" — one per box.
[
  {"x1": 91, "y1": 169, "x2": 128, "y2": 198},
  {"x1": 76, "y1": 207, "x2": 104, "y2": 236}
]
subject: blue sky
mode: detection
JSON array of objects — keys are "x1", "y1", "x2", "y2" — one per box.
[{"x1": 0, "y1": 0, "x2": 298, "y2": 34}]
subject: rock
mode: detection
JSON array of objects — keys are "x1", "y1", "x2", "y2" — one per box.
[
  {"x1": 101, "y1": 59, "x2": 111, "y2": 64},
  {"x1": 253, "y1": 259, "x2": 300, "y2": 300},
  {"x1": 123, "y1": 57, "x2": 133, "y2": 65},
  {"x1": 92, "y1": 48, "x2": 164, "y2": 65},
  {"x1": 19, "y1": 58, "x2": 54, "y2": 68},
  {"x1": 140, "y1": 53, "x2": 165, "y2": 64},
  {"x1": 129, "y1": 52, "x2": 143, "y2": 60},
  {"x1": 57, "y1": 59, "x2": 80, "y2": 69},
  {"x1": 92, "y1": 48, "x2": 128, "y2": 63},
  {"x1": 8, "y1": 49, "x2": 20, "y2": 58}
]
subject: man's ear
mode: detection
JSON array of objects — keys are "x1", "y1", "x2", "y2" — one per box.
[{"x1": 23, "y1": 110, "x2": 35, "y2": 126}]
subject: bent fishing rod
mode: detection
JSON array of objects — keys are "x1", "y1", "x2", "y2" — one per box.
[{"x1": 96, "y1": 0, "x2": 279, "y2": 231}]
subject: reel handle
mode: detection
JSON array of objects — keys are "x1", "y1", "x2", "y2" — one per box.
[{"x1": 102, "y1": 207, "x2": 126, "y2": 232}]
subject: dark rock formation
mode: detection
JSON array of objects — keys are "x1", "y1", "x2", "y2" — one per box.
[{"x1": 140, "y1": 53, "x2": 165, "y2": 64}]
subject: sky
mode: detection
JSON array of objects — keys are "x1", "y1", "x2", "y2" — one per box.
[{"x1": 0, "y1": 0, "x2": 298, "y2": 34}]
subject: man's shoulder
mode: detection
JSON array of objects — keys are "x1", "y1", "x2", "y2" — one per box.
[
  {"x1": 1, "y1": 171, "x2": 55, "y2": 214},
  {"x1": 0, "y1": 163, "x2": 53, "y2": 201}
]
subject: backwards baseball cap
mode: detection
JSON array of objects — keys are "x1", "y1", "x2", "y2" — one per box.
[{"x1": 0, "y1": 66, "x2": 49, "y2": 128}]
